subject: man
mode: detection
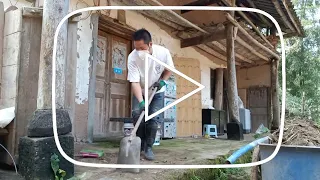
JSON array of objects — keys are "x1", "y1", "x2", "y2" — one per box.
[{"x1": 127, "y1": 29, "x2": 174, "y2": 160}]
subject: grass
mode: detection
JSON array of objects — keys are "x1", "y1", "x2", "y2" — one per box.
[
  {"x1": 171, "y1": 150, "x2": 253, "y2": 180},
  {"x1": 95, "y1": 140, "x2": 120, "y2": 148}
]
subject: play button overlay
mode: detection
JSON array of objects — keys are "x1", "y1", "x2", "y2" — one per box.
[{"x1": 144, "y1": 54, "x2": 205, "y2": 121}]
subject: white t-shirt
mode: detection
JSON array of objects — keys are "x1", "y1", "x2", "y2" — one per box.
[{"x1": 127, "y1": 44, "x2": 175, "y2": 97}]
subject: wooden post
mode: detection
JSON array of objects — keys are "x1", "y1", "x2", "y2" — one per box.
[
  {"x1": 0, "y1": 2, "x2": 4, "y2": 97},
  {"x1": 214, "y1": 68, "x2": 223, "y2": 110},
  {"x1": 87, "y1": 13, "x2": 99, "y2": 143},
  {"x1": 66, "y1": 14, "x2": 81, "y2": 135},
  {"x1": 226, "y1": 0, "x2": 240, "y2": 123},
  {"x1": 271, "y1": 59, "x2": 280, "y2": 129},
  {"x1": 37, "y1": 0, "x2": 69, "y2": 109}
]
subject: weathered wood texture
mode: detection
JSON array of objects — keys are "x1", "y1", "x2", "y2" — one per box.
[
  {"x1": 281, "y1": 0, "x2": 302, "y2": 35},
  {"x1": 175, "y1": 58, "x2": 202, "y2": 137},
  {"x1": 272, "y1": 0, "x2": 295, "y2": 32},
  {"x1": 226, "y1": 23, "x2": 240, "y2": 122},
  {"x1": 15, "y1": 17, "x2": 42, "y2": 155},
  {"x1": 65, "y1": 17, "x2": 79, "y2": 135},
  {"x1": 0, "y1": 2, "x2": 4, "y2": 99},
  {"x1": 180, "y1": 30, "x2": 226, "y2": 48},
  {"x1": 37, "y1": 0, "x2": 69, "y2": 109},
  {"x1": 87, "y1": 13, "x2": 99, "y2": 143},
  {"x1": 214, "y1": 68, "x2": 224, "y2": 110},
  {"x1": 221, "y1": 0, "x2": 274, "y2": 49},
  {"x1": 271, "y1": 59, "x2": 280, "y2": 128},
  {"x1": 248, "y1": 87, "x2": 270, "y2": 132},
  {"x1": 226, "y1": 13, "x2": 280, "y2": 60},
  {"x1": 0, "y1": 9, "x2": 22, "y2": 165}
]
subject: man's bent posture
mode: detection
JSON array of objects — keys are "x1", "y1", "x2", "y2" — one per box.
[{"x1": 127, "y1": 29, "x2": 174, "y2": 160}]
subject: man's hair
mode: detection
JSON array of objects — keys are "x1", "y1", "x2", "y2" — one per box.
[{"x1": 133, "y1": 28, "x2": 152, "y2": 44}]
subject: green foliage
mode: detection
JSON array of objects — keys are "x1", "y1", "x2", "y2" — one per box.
[
  {"x1": 50, "y1": 154, "x2": 85, "y2": 180},
  {"x1": 279, "y1": 0, "x2": 320, "y2": 121},
  {"x1": 174, "y1": 151, "x2": 252, "y2": 180},
  {"x1": 50, "y1": 154, "x2": 66, "y2": 180}
]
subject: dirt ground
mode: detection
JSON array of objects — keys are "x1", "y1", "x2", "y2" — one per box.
[
  {"x1": 271, "y1": 117, "x2": 320, "y2": 146},
  {"x1": 74, "y1": 135, "x2": 254, "y2": 180}
]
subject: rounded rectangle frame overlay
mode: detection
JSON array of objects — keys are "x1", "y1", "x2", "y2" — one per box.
[{"x1": 52, "y1": 6, "x2": 286, "y2": 169}]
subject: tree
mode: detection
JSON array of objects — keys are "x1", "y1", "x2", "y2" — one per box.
[{"x1": 279, "y1": 0, "x2": 320, "y2": 120}]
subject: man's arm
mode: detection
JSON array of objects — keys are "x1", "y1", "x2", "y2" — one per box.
[
  {"x1": 161, "y1": 49, "x2": 175, "y2": 80},
  {"x1": 131, "y1": 82, "x2": 144, "y2": 103},
  {"x1": 127, "y1": 59, "x2": 143, "y2": 103}
]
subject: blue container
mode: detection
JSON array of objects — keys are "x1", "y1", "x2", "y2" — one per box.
[{"x1": 259, "y1": 143, "x2": 320, "y2": 180}]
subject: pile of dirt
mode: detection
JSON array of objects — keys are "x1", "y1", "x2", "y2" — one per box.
[{"x1": 271, "y1": 117, "x2": 320, "y2": 146}]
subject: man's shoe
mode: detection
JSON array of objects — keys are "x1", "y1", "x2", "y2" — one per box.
[{"x1": 144, "y1": 147, "x2": 155, "y2": 160}]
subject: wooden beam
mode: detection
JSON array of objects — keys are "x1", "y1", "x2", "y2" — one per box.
[
  {"x1": 235, "y1": 37, "x2": 269, "y2": 61},
  {"x1": 22, "y1": 7, "x2": 43, "y2": 18},
  {"x1": 282, "y1": 0, "x2": 302, "y2": 35},
  {"x1": 236, "y1": 10, "x2": 274, "y2": 49},
  {"x1": 271, "y1": 59, "x2": 280, "y2": 129},
  {"x1": 226, "y1": 13, "x2": 280, "y2": 59},
  {"x1": 272, "y1": 0, "x2": 295, "y2": 32},
  {"x1": 246, "y1": 0, "x2": 273, "y2": 27},
  {"x1": 214, "y1": 68, "x2": 224, "y2": 110},
  {"x1": 221, "y1": 0, "x2": 274, "y2": 49},
  {"x1": 181, "y1": 0, "x2": 220, "y2": 14},
  {"x1": 197, "y1": 44, "x2": 241, "y2": 66},
  {"x1": 181, "y1": 30, "x2": 226, "y2": 48},
  {"x1": 211, "y1": 41, "x2": 253, "y2": 64}
]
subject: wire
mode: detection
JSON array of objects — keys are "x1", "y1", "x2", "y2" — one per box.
[{"x1": 0, "y1": 143, "x2": 18, "y2": 174}]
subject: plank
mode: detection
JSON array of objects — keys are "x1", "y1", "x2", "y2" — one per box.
[
  {"x1": 0, "y1": 2, "x2": 4, "y2": 96},
  {"x1": 180, "y1": 30, "x2": 226, "y2": 48},
  {"x1": 181, "y1": 0, "x2": 220, "y2": 14}
]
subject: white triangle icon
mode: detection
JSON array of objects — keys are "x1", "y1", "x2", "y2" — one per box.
[{"x1": 144, "y1": 54, "x2": 205, "y2": 121}]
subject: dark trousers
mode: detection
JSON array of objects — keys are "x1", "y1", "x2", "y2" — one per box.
[{"x1": 132, "y1": 92, "x2": 164, "y2": 149}]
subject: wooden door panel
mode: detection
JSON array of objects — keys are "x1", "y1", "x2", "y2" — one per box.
[
  {"x1": 93, "y1": 34, "x2": 108, "y2": 138},
  {"x1": 94, "y1": 30, "x2": 131, "y2": 137},
  {"x1": 248, "y1": 87, "x2": 270, "y2": 132}
]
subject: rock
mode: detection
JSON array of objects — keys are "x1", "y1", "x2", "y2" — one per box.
[
  {"x1": 27, "y1": 109, "x2": 72, "y2": 137},
  {"x1": 18, "y1": 134, "x2": 74, "y2": 180}
]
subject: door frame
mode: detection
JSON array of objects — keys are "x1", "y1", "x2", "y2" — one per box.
[
  {"x1": 98, "y1": 15, "x2": 136, "y2": 112},
  {"x1": 90, "y1": 15, "x2": 135, "y2": 136}
]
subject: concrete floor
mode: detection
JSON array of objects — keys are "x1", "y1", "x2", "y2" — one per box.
[{"x1": 0, "y1": 134, "x2": 254, "y2": 180}]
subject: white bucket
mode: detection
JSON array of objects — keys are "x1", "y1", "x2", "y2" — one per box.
[
  {"x1": 123, "y1": 123, "x2": 134, "y2": 137},
  {"x1": 153, "y1": 125, "x2": 161, "y2": 146}
]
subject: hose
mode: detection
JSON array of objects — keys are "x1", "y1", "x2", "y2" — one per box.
[
  {"x1": 0, "y1": 143, "x2": 18, "y2": 174},
  {"x1": 226, "y1": 136, "x2": 269, "y2": 164}
]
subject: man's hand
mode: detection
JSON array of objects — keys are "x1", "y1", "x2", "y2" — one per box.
[
  {"x1": 139, "y1": 100, "x2": 145, "y2": 112},
  {"x1": 152, "y1": 80, "x2": 166, "y2": 90}
]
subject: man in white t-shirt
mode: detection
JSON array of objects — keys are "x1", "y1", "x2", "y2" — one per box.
[{"x1": 127, "y1": 29, "x2": 174, "y2": 160}]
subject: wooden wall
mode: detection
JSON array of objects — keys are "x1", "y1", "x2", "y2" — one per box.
[{"x1": 175, "y1": 58, "x2": 202, "y2": 137}]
